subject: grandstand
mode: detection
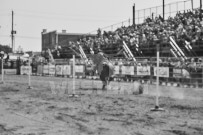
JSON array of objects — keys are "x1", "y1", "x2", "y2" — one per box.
[
  {"x1": 42, "y1": 1, "x2": 203, "y2": 61},
  {"x1": 83, "y1": 8, "x2": 203, "y2": 58}
]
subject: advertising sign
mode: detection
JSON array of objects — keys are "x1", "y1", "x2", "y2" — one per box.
[
  {"x1": 137, "y1": 66, "x2": 151, "y2": 76},
  {"x1": 173, "y1": 68, "x2": 182, "y2": 78},
  {"x1": 121, "y1": 66, "x2": 134, "y2": 75},
  {"x1": 56, "y1": 65, "x2": 63, "y2": 75},
  {"x1": 20, "y1": 66, "x2": 31, "y2": 75},
  {"x1": 4, "y1": 69, "x2": 17, "y2": 75},
  {"x1": 37, "y1": 65, "x2": 43, "y2": 75},
  {"x1": 43, "y1": 65, "x2": 49, "y2": 74},
  {"x1": 49, "y1": 65, "x2": 55, "y2": 75},
  {"x1": 75, "y1": 65, "x2": 84, "y2": 73},
  {"x1": 154, "y1": 67, "x2": 169, "y2": 77},
  {"x1": 63, "y1": 65, "x2": 71, "y2": 75},
  {"x1": 114, "y1": 66, "x2": 120, "y2": 75}
]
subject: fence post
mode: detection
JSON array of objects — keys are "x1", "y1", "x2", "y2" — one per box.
[
  {"x1": 1, "y1": 59, "x2": 4, "y2": 84},
  {"x1": 152, "y1": 13, "x2": 154, "y2": 20},
  {"x1": 128, "y1": 18, "x2": 131, "y2": 26},
  {"x1": 150, "y1": 58, "x2": 153, "y2": 84},
  {"x1": 184, "y1": 1, "x2": 186, "y2": 11},
  {"x1": 138, "y1": 10, "x2": 140, "y2": 24},
  {"x1": 150, "y1": 8, "x2": 152, "y2": 17},
  {"x1": 151, "y1": 44, "x2": 164, "y2": 111},
  {"x1": 202, "y1": 67, "x2": 203, "y2": 88},
  {"x1": 156, "y1": 45, "x2": 160, "y2": 107},
  {"x1": 69, "y1": 55, "x2": 78, "y2": 97},
  {"x1": 73, "y1": 55, "x2": 75, "y2": 93},
  {"x1": 27, "y1": 57, "x2": 32, "y2": 89},
  {"x1": 181, "y1": 67, "x2": 184, "y2": 87},
  {"x1": 156, "y1": 6, "x2": 158, "y2": 17}
]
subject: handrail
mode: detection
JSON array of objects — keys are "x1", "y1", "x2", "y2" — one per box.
[
  {"x1": 123, "y1": 41, "x2": 136, "y2": 61},
  {"x1": 169, "y1": 36, "x2": 187, "y2": 60}
]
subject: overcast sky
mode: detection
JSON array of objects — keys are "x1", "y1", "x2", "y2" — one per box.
[{"x1": 0, "y1": 0, "x2": 200, "y2": 52}]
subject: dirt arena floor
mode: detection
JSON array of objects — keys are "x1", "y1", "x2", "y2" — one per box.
[{"x1": 0, "y1": 75, "x2": 203, "y2": 135}]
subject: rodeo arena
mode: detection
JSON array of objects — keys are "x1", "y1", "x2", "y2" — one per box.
[{"x1": 0, "y1": 0, "x2": 203, "y2": 135}]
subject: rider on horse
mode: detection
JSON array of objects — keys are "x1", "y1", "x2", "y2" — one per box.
[{"x1": 89, "y1": 48, "x2": 115, "y2": 90}]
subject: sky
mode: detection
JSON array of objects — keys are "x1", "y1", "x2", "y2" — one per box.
[{"x1": 0, "y1": 0, "x2": 201, "y2": 52}]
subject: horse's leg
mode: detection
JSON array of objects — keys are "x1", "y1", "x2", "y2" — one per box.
[
  {"x1": 106, "y1": 77, "x2": 112, "y2": 91},
  {"x1": 109, "y1": 76, "x2": 113, "y2": 82},
  {"x1": 102, "y1": 80, "x2": 107, "y2": 90}
]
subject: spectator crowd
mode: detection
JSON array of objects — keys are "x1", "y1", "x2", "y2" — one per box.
[{"x1": 58, "y1": 8, "x2": 203, "y2": 67}]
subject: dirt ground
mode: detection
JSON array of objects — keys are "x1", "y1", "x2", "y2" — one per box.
[{"x1": 0, "y1": 75, "x2": 203, "y2": 135}]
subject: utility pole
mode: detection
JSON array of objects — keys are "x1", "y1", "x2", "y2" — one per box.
[
  {"x1": 191, "y1": 0, "x2": 194, "y2": 10},
  {"x1": 200, "y1": 0, "x2": 202, "y2": 9},
  {"x1": 11, "y1": 10, "x2": 14, "y2": 52},
  {"x1": 133, "y1": 3, "x2": 135, "y2": 26},
  {"x1": 163, "y1": 0, "x2": 165, "y2": 20},
  {"x1": 11, "y1": 10, "x2": 16, "y2": 52}
]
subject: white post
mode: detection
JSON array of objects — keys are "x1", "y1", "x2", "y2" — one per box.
[
  {"x1": 151, "y1": 43, "x2": 164, "y2": 111},
  {"x1": 69, "y1": 55, "x2": 78, "y2": 97},
  {"x1": 1, "y1": 59, "x2": 4, "y2": 84},
  {"x1": 27, "y1": 57, "x2": 32, "y2": 89},
  {"x1": 156, "y1": 46, "x2": 160, "y2": 107},
  {"x1": 73, "y1": 55, "x2": 75, "y2": 94}
]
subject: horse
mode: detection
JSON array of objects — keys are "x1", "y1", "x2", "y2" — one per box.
[
  {"x1": 99, "y1": 61, "x2": 115, "y2": 90},
  {"x1": 89, "y1": 49, "x2": 115, "y2": 90}
]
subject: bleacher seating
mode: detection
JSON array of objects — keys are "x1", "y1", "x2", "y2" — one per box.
[{"x1": 53, "y1": 8, "x2": 203, "y2": 62}]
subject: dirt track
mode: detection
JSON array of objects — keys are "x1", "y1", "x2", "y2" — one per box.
[{"x1": 0, "y1": 75, "x2": 203, "y2": 135}]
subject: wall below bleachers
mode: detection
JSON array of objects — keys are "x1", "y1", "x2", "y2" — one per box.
[{"x1": 17, "y1": 61, "x2": 203, "y2": 89}]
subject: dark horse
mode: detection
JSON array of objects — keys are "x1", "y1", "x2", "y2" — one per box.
[{"x1": 100, "y1": 63, "x2": 114, "y2": 90}]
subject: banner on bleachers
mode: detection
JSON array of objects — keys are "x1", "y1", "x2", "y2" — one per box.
[
  {"x1": 75, "y1": 65, "x2": 85, "y2": 77},
  {"x1": 173, "y1": 68, "x2": 182, "y2": 78},
  {"x1": 154, "y1": 67, "x2": 169, "y2": 77},
  {"x1": 63, "y1": 65, "x2": 71, "y2": 75},
  {"x1": 20, "y1": 66, "x2": 31, "y2": 75},
  {"x1": 114, "y1": 66, "x2": 120, "y2": 75},
  {"x1": 37, "y1": 65, "x2": 43, "y2": 75},
  {"x1": 121, "y1": 66, "x2": 134, "y2": 75},
  {"x1": 32, "y1": 66, "x2": 37, "y2": 73},
  {"x1": 43, "y1": 65, "x2": 49, "y2": 74},
  {"x1": 75, "y1": 65, "x2": 84, "y2": 73},
  {"x1": 85, "y1": 65, "x2": 94, "y2": 74},
  {"x1": 137, "y1": 66, "x2": 150, "y2": 76},
  {"x1": 56, "y1": 65, "x2": 63, "y2": 75},
  {"x1": 4, "y1": 69, "x2": 17, "y2": 75},
  {"x1": 49, "y1": 65, "x2": 55, "y2": 75}
]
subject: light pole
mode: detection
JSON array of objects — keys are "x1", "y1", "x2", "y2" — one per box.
[
  {"x1": 163, "y1": 0, "x2": 165, "y2": 20},
  {"x1": 0, "y1": 51, "x2": 4, "y2": 84}
]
